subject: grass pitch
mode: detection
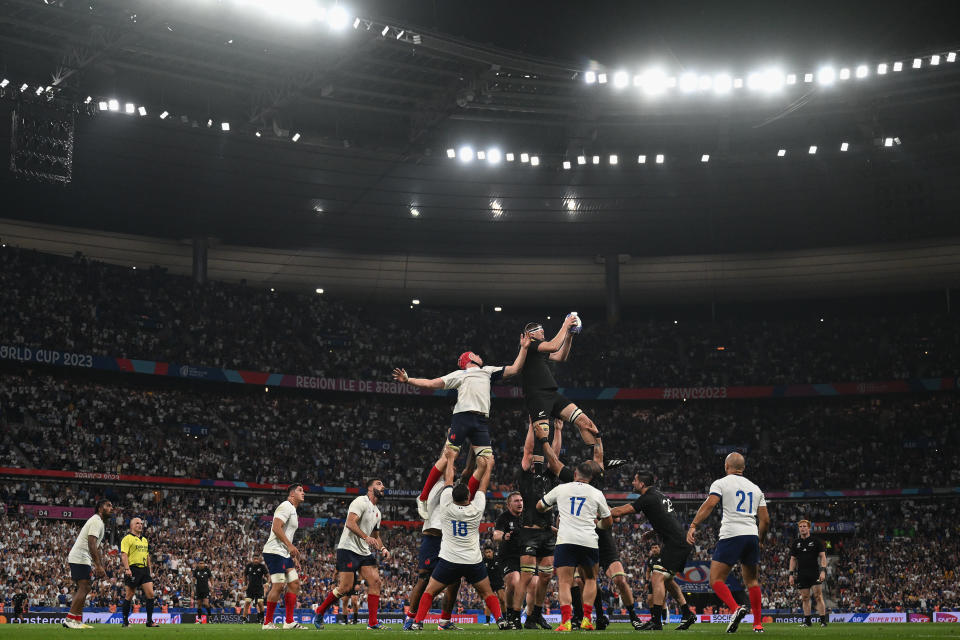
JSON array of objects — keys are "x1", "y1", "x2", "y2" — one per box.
[{"x1": 0, "y1": 623, "x2": 959, "y2": 638}]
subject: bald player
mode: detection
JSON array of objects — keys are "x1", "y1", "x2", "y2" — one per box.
[
  {"x1": 120, "y1": 517, "x2": 158, "y2": 627},
  {"x1": 688, "y1": 452, "x2": 769, "y2": 634}
]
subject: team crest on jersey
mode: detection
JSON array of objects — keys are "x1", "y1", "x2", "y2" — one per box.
[
  {"x1": 450, "y1": 434, "x2": 456, "y2": 440},
  {"x1": 347, "y1": 562, "x2": 353, "y2": 568}
]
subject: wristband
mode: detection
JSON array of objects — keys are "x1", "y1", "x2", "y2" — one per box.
[{"x1": 789, "y1": 570, "x2": 797, "y2": 576}]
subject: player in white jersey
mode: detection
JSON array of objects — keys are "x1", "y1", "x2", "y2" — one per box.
[
  {"x1": 393, "y1": 333, "x2": 530, "y2": 517},
  {"x1": 261, "y1": 484, "x2": 306, "y2": 630},
  {"x1": 688, "y1": 452, "x2": 770, "y2": 634},
  {"x1": 536, "y1": 461, "x2": 612, "y2": 632},
  {"x1": 64, "y1": 499, "x2": 113, "y2": 629},
  {"x1": 401, "y1": 453, "x2": 461, "y2": 631},
  {"x1": 314, "y1": 478, "x2": 391, "y2": 630},
  {"x1": 409, "y1": 456, "x2": 508, "y2": 630}
]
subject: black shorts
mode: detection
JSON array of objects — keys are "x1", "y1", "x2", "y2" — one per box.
[
  {"x1": 447, "y1": 412, "x2": 491, "y2": 449},
  {"x1": 520, "y1": 528, "x2": 556, "y2": 559},
  {"x1": 499, "y1": 555, "x2": 521, "y2": 576},
  {"x1": 13, "y1": 606, "x2": 25, "y2": 616},
  {"x1": 796, "y1": 573, "x2": 823, "y2": 590},
  {"x1": 597, "y1": 529, "x2": 620, "y2": 570},
  {"x1": 652, "y1": 540, "x2": 693, "y2": 576},
  {"x1": 196, "y1": 589, "x2": 210, "y2": 600},
  {"x1": 524, "y1": 390, "x2": 572, "y2": 424},
  {"x1": 69, "y1": 563, "x2": 92, "y2": 582},
  {"x1": 488, "y1": 564, "x2": 505, "y2": 591},
  {"x1": 246, "y1": 584, "x2": 265, "y2": 600},
  {"x1": 124, "y1": 566, "x2": 153, "y2": 589}
]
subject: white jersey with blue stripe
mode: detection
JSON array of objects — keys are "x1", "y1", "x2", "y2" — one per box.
[{"x1": 709, "y1": 474, "x2": 766, "y2": 540}]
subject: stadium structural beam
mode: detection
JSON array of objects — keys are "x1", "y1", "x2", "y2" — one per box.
[{"x1": 604, "y1": 254, "x2": 621, "y2": 326}]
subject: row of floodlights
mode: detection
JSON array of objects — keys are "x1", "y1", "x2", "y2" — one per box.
[
  {"x1": 445, "y1": 139, "x2": 902, "y2": 168},
  {"x1": 583, "y1": 52, "x2": 958, "y2": 96}
]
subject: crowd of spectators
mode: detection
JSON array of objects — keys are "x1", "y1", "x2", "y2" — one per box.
[
  {"x1": 1, "y1": 481, "x2": 958, "y2": 614},
  {"x1": 2, "y1": 371, "x2": 958, "y2": 492},
  {"x1": 2, "y1": 246, "x2": 958, "y2": 388}
]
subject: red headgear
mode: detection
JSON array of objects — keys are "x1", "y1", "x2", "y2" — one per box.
[{"x1": 458, "y1": 351, "x2": 481, "y2": 369}]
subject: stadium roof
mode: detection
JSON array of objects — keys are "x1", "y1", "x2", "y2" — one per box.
[{"x1": 1, "y1": 0, "x2": 960, "y2": 262}]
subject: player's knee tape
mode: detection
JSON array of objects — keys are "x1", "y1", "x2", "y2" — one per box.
[
  {"x1": 243, "y1": 597, "x2": 252, "y2": 605},
  {"x1": 286, "y1": 570, "x2": 299, "y2": 583},
  {"x1": 473, "y1": 445, "x2": 493, "y2": 458},
  {"x1": 612, "y1": 571, "x2": 627, "y2": 579},
  {"x1": 652, "y1": 565, "x2": 672, "y2": 577},
  {"x1": 270, "y1": 572, "x2": 287, "y2": 584},
  {"x1": 520, "y1": 565, "x2": 537, "y2": 574},
  {"x1": 445, "y1": 442, "x2": 461, "y2": 453},
  {"x1": 537, "y1": 565, "x2": 554, "y2": 575}
]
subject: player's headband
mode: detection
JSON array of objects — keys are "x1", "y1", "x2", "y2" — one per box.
[
  {"x1": 458, "y1": 351, "x2": 481, "y2": 369},
  {"x1": 524, "y1": 322, "x2": 543, "y2": 334}
]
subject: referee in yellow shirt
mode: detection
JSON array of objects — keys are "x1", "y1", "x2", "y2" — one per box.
[{"x1": 121, "y1": 517, "x2": 158, "y2": 627}]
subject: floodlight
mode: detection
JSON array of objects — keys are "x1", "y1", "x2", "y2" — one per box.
[
  {"x1": 563, "y1": 160, "x2": 571, "y2": 169},
  {"x1": 0, "y1": 79, "x2": 8, "y2": 88},
  {"x1": 477, "y1": 150, "x2": 486, "y2": 160},
  {"x1": 803, "y1": 73, "x2": 814, "y2": 83},
  {"x1": 786, "y1": 73, "x2": 797, "y2": 85},
  {"x1": 817, "y1": 66, "x2": 836, "y2": 85},
  {"x1": 520, "y1": 152, "x2": 529, "y2": 163},
  {"x1": 487, "y1": 148, "x2": 502, "y2": 164},
  {"x1": 381, "y1": 25, "x2": 389, "y2": 36},
  {"x1": 446, "y1": 148, "x2": 455, "y2": 158},
  {"x1": 808, "y1": 145, "x2": 817, "y2": 154},
  {"x1": 292, "y1": 132, "x2": 301, "y2": 142},
  {"x1": 396, "y1": 30, "x2": 405, "y2": 39},
  {"x1": 584, "y1": 70, "x2": 597, "y2": 84},
  {"x1": 159, "y1": 110, "x2": 169, "y2": 119},
  {"x1": 713, "y1": 74, "x2": 732, "y2": 93},
  {"x1": 124, "y1": 103, "x2": 134, "y2": 114},
  {"x1": 490, "y1": 201, "x2": 503, "y2": 217},
  {"x1": 609, "y1": 154, "x2": 618, "y2": 165},
  {"x1": 98, "y1": 101, "x2": 108, "y2": 111},
  {"x1": 138, "y1": 106, "x2": 147, "y2": 116},
  {"x1": 877, "y1": 63, "x2": 888, "y2": 75},
  {"x1": 777, "y1": 149, "x2": 786, "y2": 157},
  {"x1": 19, "y1": 83, "x2": 28, "y2": 92},
  {"x1": 221, "y1": 122, "x2": 230, "y2": 131},
  {"x1": 613, "y1": 70, "x2": 629, "y2": 88},
  {"x1": 207, "y1": 118, "x2": 213, "y2": 127},
  {"x1": 506, "y1": 153, "x2": 515, "y2": 162},
  {"x1": 733, "y1": 77, "x2": 744, "y2": 89},
  {"x1": 327, "y1": 5, "x2": 349, "y2": 30},
  {"x1": 884, "y1": 137, "x2": 893, "y2": 147},
  {"x1": 530, "y1": 156, "x2": 540, "y2": 166},
  {"x1": 655, "y1": 154, "x2": 664, "y2": 164},
  {"x1": 948, "y1": 52, "x2": 957, "y2": 63},
  {"x1": 107, "y1": 99, "x2": 119, "y2": 111},
  {"x1": 412, "y1": 299, "x2": 420, "y2": 305},
  {"x1": 679, "y1": 72, "x2": 698, "y2": 93},
  {"x1": 839, "y1": 68, "x2": 850, "y2": 80},
  {"x1": 459, "y1": 146, "x2": 474, "y2": 162},
  {"x1": 592, "y1": 155, "x2": 600, "y2": 165},
  {"x1": 912, "y1": 58, "x2": 921, "y2": 69},
  {"x1": 893, "y1": 61, "x2": 903, "y2": 72},
  {"x1": 855, "y1": 64, "x2": 868, "y2": 78},
  {"x1": 699, "y1": 75, "x2": 712, "y2": 90},
  {"x1": 641, "y1": 68, "x2": 667, "y2": 95},
  {"x1": 597, "y1": 73, "x2": 608, "y2": 84},
  {"x1": 637, "y1": 154, "x2": 646, "y2": 164},
  {"x1": 353, "y1": 17, "x2": 360, "y2": 28},
  {"x1": 701, "y1": 154, "x2": 710, "y2": 163},
  {"x1": 316, "y1": 288, "x2": 324, "y2": 294},
  {"x1": 494, "y1": 307, "x2": 502, "y2": 312},
  {"x1": 840, "y1": 142, "x2": 849, "y2": 151},
  {"x1": 566, "y1": 200, "x2": 577, "y2": 211},
  {"x1": 931, "y1": 54, "x2": 940, "y2": 66},
  {"x1": 84, "y1": 96, "x2": 92, "y2": 104},
  {"x1": 577, "y1": 155, "x2": 586, "y2": 165},
  {"x1": 409, "y1": 207, "x2": 420, "y2": 217}
]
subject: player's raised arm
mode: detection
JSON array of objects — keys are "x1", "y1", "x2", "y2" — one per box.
[
  {"x1": 537, "y1": 315, "x2": 577, "y2": 353},
  {"x1": 686, "y1": 494, "x2": 721, "y2": 544},
  {"x1": 501, "y1": 333, "x2": 531, "y2": 378},
  {"x1": 548, "y1": 332, "x2": 574, "y2": 362},
  {"x1": 474, "y1": 455, "x2": 493, "y2": 494},
  {"x1": 392, "y1": 368, "x2": 445, "y2": 390}
]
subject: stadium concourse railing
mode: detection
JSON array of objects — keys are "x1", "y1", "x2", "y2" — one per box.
[{"x1": 1, "y1": 344, "x2": 958, "y2": 400}]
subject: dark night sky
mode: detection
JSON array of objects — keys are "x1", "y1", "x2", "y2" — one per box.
[{"x1": 360, "y1": 0, "x2": 960, "y2": 69}]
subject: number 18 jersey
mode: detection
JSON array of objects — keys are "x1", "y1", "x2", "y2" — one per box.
[
  {"x1": 709, "y1": 473, "x2": 766, "y2": 539},
  {"x1": 541, "y1": 482, "x2": 611, "y2": 548},
  {"x1": 437, "y1": 487, "x2": 486, "y2": 564}
]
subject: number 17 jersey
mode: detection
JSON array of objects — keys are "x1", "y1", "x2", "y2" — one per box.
[
  {"x1": 541, "y1": 482, "x2": 611, "y2": 548},
  {"x1": 709, "y1": 474, "x2": 766, "y2": 539},
  {"x1": 437, "y1": 487, "x2": 486, "y2": 564}
]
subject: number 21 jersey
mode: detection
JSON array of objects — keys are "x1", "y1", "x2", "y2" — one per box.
[{"x1": 709, "y1": 474, "x2": 766, "y2": 539}]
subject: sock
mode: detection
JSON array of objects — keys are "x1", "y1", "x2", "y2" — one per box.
[
  {"x1": 284, "y1": 592, "x2": 296, "y2": 624},
  {"x1": 419, "y1": 466, "x2": 443, "y2": 501},
  {"x1": 748, "y1": 586, "x2": 762, "y2": 625},
  {"x1": 146, "y1": 597, "x2": 155, "y2": 624},
  {"x1": 368, "y1": 594, "x2": 380, "y2": 627},
  {"x1": 484, "y1": 595, "x2": 502, "y2": 620},
  {"x1": 822, "y1": 611, "x2": 829, "y2": 625},
  {"x1": 583, "y1": 603, "x2": 593, "y2": 621},
  {"x1": 711, "y1": 581, "x2": 740, "y2": 612},
  {"x1": 122, "y1": 599, "x2": 131, "y2": 624},
  {"x1": 265, "y1": 600, "x2": 277, "y2": 624},
  {"x1": 415, "y1": 592, "x2": 434, "y2": 623},
  {"x1": 68, "y1": 613, "x2": 82, "y2": 622},
  {"x1": 680, "y1": 602, "x2": 692, "y2": 617},
  {"x1": 561, "y1": 605, "x2": 572, "y2": 623},
  {"x1": 571, "y1": 585, "x2": 583, "y2": 621},
  {"x1": 441, "y1": 605, "x2": 453, "y2": 620},
  {"x1": 316, "y1": 589, "x2": 339, "y2": 615},
  {"x1": 650, "y1": 605, "x2": 663, "y2": 627},
  {"x1": 626, "y1": 601, "x2": 637, "y2": 617},
  {"x1": 533, "y1": 605, "x2": 542, "y2": 618},
  {"x1": 467, "y1": 475, "x2": 480, "y2": 499}
]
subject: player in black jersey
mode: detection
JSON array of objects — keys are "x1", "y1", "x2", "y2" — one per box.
[
  {"x1": 519, "y1": 317, "x2": 600, "y2": 454},
  {"x1": 12, "y1": 588, "x2": 28, "y2": 623},
  {"x1": 789, "y1": 520, "x2": 828, "y2": 627},
  {"x1": 611, "y1": 470, "x2": 697, "y2": 631},
  {"x1": 242, "y1": 556, "x2": 268, "y2": 623},
  {"x1": 193, "y1": 560, "x2": 214, "y2": 624},
  {"x1": 482, "y1": 548, "x2": 504, "y2": 624},
  {"x1": 493, "y1": 491, "x2": 523, "y2": 621},
  {"x1": 514, "y1": 454, "x2": 558, "y2": 630}
]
